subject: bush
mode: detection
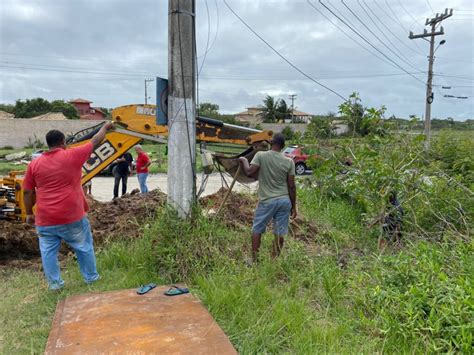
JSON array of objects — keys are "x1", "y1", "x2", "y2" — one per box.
[{"x1": 351, "y1": 240, "x2": 473, "y2": 352}]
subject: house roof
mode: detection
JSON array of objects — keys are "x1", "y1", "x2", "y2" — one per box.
[
  {"x1": 0, "y1": 110, "x2": 14, "y2": 119},
  {"x1": 69, "y1": 98, "x2": 92, "y2": 104},
  {"x1": 93, "y1": 107, "x2": 106, "y2": 115},
  {"x1": 30, "y1": 112, "x2": 67, "y2": 120},
  {"x1": 291, "y1": 110, "x2": 312, "y2": 116}
]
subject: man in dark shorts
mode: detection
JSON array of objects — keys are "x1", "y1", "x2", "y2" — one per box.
[
  {"x1": 239, "y1": 133, "x2": 297, "y2": 262},
  {"x1": 113, "y1": 152, "x2": 133, "y2": 199}
]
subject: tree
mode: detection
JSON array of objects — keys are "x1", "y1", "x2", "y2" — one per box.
[
  {"x1": 338, "y1": 92, "x2": 387, "y2": 140},
  {"x1": 198, "y1": 102, "x2": 220, "y2": 119},
  {"x1": 276, "y1": 99, "x2": 290, "y2": 122},
  {"x1": 11, "y1": 98, "x2": 78, "y2": 119},
  {"x1": 51, "y1": 100, "x2": 79, "y2": 119},
  {"x1": 304, "y1": 117, "x2": 332, "y2": 140},
  {"x1": 281, "y1": 125, "x2": 295, "y2": 141},
  {"x1": 261, "y1": 95, "x2": 279, "y2": 123},
  {"x1": 338, "y1": 92, "x2": 364, "y2": 138}
]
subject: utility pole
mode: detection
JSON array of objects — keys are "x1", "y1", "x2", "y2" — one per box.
[
  {"x1": 168, "y1": 0, "x2": 196, "y2": 218},
  {"x1": 288, "y1": 94, "x2": 297, "y2": 123},
  {"x1": 409, "y1": 8, "x2": 452, "y2": 151},
  {"x1": 144, "y1": 78, "x2": 154, "y2": 104}
]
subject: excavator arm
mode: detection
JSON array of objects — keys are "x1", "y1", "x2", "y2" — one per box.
[{"x1": 2, "y1": 104, "x2": 273, "y2": 221}]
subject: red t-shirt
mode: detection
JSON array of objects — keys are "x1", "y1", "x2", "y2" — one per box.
[
  {"x1": 23, "y1": 142, "x2": 93, "y2": 226},
  {"x1": 136, "y1": 152, "x2": 150, "y2": 173}
]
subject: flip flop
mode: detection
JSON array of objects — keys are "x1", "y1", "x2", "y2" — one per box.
[
  {"x1": 164, "y1": 285, "x2": 189, "y2": 296},
  {"x1": 137, "y1": 283, "x2": 157, "y2": 295}
]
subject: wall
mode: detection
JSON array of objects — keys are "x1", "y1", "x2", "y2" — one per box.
[
  {"x1": 261, "y1": 123, "x2": 308, "y2": 134},
  {"x1": 0, "y1": 119, "x2": 106, "y2": 148}
]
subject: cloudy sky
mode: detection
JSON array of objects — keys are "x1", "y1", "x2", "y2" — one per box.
[{"x1": 0, "y1": 0, "x2": 473, "y2": 120}]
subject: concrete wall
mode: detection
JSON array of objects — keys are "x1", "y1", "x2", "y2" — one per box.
[
  {"x1": 261, "y1": 123, "x2": 308, "y2": 134},
  {"x1": 0, "y1": 119, "x2": 106, "y2": 149}
]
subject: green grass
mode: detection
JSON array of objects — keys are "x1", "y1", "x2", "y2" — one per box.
[{"x1": 1, "y1": 191, "x2": 471, "y2": 353}]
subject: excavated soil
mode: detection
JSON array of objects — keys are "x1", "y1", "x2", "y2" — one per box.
[
  {"x1": 0, "y1": 189, "x2": 166, "y2": 270},
  {"x1": 1, "y1": 188, "x2": 322, "y2": 270},
  {"x1": 201, "y1": 188, "x2": 320, "y2": 242}
]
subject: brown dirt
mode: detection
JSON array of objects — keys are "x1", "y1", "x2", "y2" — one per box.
[
  {"x1": 0, "y1": 189, "x2": 166, "y2": 270},
  {"x1": 200, "y1": 188, "x2": 320, "y2": 242}
]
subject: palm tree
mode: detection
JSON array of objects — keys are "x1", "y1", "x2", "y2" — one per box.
[
  {"x1": 276, "y1": 99, "x2": 290, "y2": 123},
  {"x1": 261, "y1": 95, "x2": 278, "y2": 123}
]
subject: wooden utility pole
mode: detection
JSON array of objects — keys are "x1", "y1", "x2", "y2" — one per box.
[
  {"x1": 168, "y1": 0, "x2": 196, "y2": 218},
  {"x1": 409, "y1": 8, "x2": 452, "y2": 151}
]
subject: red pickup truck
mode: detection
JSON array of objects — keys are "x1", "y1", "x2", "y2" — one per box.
[{"x1": 283, "y1": 145, "x2": 312, "y2": 175}]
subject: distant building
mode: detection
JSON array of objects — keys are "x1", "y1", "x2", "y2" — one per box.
[
  {"x1": 331, "y1": 120, "x2": 350, "y2": 135},
  {"x1": 234, "y1": 106, "x2": 313, "y2": 127},
  {"x1": 285, "y1": 110, "x2": 312, "y2": 124},
  {"x1": 69, "y1": 98, "x2": 106, "y2": 120},
  {"x1": 234, "y1": 107, "x2": 264, "y2": 127}
]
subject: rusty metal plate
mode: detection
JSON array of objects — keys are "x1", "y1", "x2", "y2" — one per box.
[{"x1": 45, "y1": 286, "x2": 237, "y2": 354}]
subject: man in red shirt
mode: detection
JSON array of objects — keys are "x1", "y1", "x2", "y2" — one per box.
[
  {"x1": 23, "y1": 122, "x2": 112, "y2": 290},
  {"x1": 134, "y1": 144, "x2": 151, "y2": 193}
]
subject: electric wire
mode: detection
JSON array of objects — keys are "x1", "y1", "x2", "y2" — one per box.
[
  {"x1": 363, "y1": 0, "x2": 424, "y2": 57},
  {"x1": 223, "y1": 0, "x2": 347, "y2": 101},
  {"x1": 306, "y1": 1, "x2": 403, "y2": 71},
  {"x1": 357, "y1": 0, "x2": 420, "y2": 69},
  {"x1": 397, "y1": 0, "x2": 424, "y2": 31},
  {"x1": 318, "y1": 1, "x2": 425, "y2": 85},
  {"x1": 198, "y1": 0, "x2": 211, "y2": 75},
  {"x1": 342, "y1": 0, "x2": 420, "y2": 72},
  {"x1": 0, "y1": 64, "x2": 427, "y2": 81},
  {"x1": 383, "y1": 0, "x2": 425, "y2": 54}
]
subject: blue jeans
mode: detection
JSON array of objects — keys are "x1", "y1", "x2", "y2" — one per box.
[
  {"x1": 137, "y1": 173, "x2": 149, "y2": 193},
  {"x1": 252, "y1": 196, "x2": 292, "y2": 235},
  {"x1": 36, "y1": 217, "x2": 99, "y2": 290}
]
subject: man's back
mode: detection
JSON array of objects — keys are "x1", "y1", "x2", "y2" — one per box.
[
  {"x1": 252, "y1": 150, "x2": 295, "y2": 201},
  {"x1": 23, "y1": 143, "x2": 93, "y2": 226}
]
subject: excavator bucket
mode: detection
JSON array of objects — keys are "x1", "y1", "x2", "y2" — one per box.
[{"x1": 213, "y1": 142, "x2": 268, "y2": 184}]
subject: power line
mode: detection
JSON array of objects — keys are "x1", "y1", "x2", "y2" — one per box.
[
  {"x1": 396, "y1": 0, "x2": 424, "y2": 31},
  {"x1": 197, "y1": 0, "x2": 211, "y2": 75},
  {"x1": 357, "y1": 0, "x2": 420, "y2": 69},
  {"x1": 382, "y1": 0, "x2": 425, "y2": 54},
  {"x1": 318, "y1": 0, "x2": 425, "y2": 85},
  {"x1": 342, "y1": 0, "x2": 420, "y2": 71},
  {"x1": 306, "y1": 1, "x2": 402, "y2": 70},
  {"x1": 223, "y1": 0, "x2": 347, "y2": 101},
  {"x1": 425, "y1": 0, "x2": 435, "y2": 15},
  {"x1": 364, "y1": 0, "x2": 424, "y2": 57},
  {"x1": 320, "y1": 0, "x2": 419, "y2": 74},
  {"x1": 0, "y1": 62, "x2": 426, "y2": 80}
]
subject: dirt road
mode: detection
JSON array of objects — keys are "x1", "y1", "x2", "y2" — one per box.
[{"x1": 90, "y1": 173, "x2": 256, "y2": 202}]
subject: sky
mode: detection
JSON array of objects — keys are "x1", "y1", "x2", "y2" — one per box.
[{"x1": 0, "y1": 0, "x2": 473, "y2": 120}]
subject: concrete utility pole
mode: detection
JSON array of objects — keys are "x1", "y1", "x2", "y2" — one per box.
[
  {"x1": 409, "y1": 8, "x2": 452, "y2": 151},
  {"x1": 288, "y1": 94, "x2": 297, "y2": 123},
  {"x1": 144, "y1": 78, "x2": 154, "y2": 104},
  {"x1": 168, "y1": 0, "x2": 196, "y2": 218}
]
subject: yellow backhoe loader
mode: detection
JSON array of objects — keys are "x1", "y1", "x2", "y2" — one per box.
[{"x1": 0, "y1": 104, "x2": 273, "y2": 221}]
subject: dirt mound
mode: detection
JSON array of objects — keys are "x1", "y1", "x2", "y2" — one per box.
[
  {"x1": 0, "y1": 189, "x2": 166, "y2": 269},
  {"x1": 200, "y1": 188, "x2": 319, "y2": 241},
  {"x1": 88, "y1": 189, "x2": 166, "y2": 243}
]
